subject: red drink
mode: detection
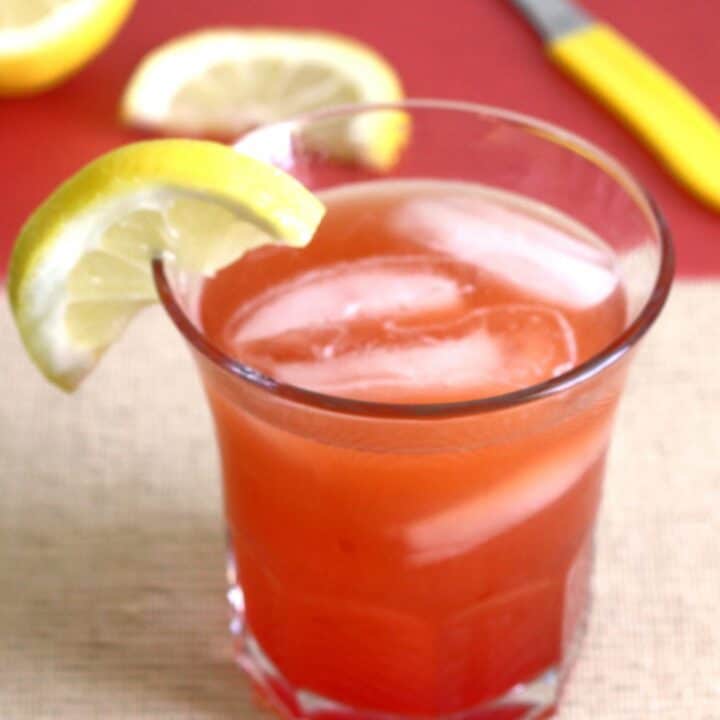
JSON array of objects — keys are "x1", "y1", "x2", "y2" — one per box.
[{"x1": 195, "y1": 180, "x2": 627, "y2": 718}]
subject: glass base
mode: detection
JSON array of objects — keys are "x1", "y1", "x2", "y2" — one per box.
[{"x1": 228, "y1": 586, "x2": 561, "y2": 720}]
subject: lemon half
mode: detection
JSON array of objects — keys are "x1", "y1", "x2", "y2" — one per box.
[
  {"x1": 122, "y1": 29, "x2": 406, "y2": 170},
  {"x1": 0, "y1": 0, "x2": 135, "y2": 95}
]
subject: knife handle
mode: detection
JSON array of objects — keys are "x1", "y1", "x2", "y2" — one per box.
[{"x1": 549, "y1": 23, "x2": 720, "y2": 209}]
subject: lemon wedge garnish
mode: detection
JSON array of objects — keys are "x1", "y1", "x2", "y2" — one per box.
[
  {"x1": 121, "y1": 28, "x2": 406, "y2": 170},
  {"x1": 8, "y1": 139, "x2": 325, "y2": 390},
  {"x1": 0, "y1": 0, "x2": 135, "y2": 95}
]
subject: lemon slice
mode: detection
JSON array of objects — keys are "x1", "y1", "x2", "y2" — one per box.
[
  {"x1": 121, "y1": 29, "x2": 406, "y2": 170},
  {"x1": 8, "y1": 139, "x2": 325, "y2": 391},
  {"x1": 0, "y1": 0, "x2": 135, "y2": 95}
]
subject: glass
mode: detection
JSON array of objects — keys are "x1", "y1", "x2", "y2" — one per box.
[{"x1": 154, "y1": 101, "x2": 673, "y2": 720}]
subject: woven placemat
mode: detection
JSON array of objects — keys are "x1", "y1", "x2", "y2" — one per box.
[{"x1": 1, "y1": 283, "x2": 718, "y2": 719}]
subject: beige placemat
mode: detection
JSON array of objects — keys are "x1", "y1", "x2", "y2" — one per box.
[{"x1": 1, "y1": 282, "x2": 719, "y2": 719}]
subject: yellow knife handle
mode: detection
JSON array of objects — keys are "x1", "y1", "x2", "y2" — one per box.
[{"x1": 549, "y1": 23, "x2": 720, "y2": 210}]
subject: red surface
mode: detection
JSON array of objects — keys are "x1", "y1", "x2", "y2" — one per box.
[{"x1": 1, "y1": 0, "x2": 718, "y2": 277}]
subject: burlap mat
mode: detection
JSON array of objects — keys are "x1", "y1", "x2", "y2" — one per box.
[{"x1": 1, "y1": 283, "x2": 718, "y2": 719}]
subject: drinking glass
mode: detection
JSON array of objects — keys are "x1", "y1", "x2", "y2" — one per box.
[{"x1": 155, "y1": 101, "x2": 673, "y2": 720}]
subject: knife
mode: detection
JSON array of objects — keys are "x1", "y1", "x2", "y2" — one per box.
[{"x1": 510, "y1": 0, "x2": 720, "y2": 210}]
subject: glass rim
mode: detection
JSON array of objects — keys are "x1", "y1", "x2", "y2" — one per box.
[{"x1": 154, "y1": 99, "x2": 675, "y2": 419}]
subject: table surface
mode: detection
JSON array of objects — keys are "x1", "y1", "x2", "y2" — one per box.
[
  {"x1": 2, "y1": 283, "x2": 719, "y2": 719},
  {"x1": 2, "y1": 2, "x2": 719, "y2": 718},
  {"x1": 1, "y1": 0, "x2": 720, "y2": 276}
]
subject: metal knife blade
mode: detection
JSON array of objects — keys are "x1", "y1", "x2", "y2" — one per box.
[{"x1": 509, "y1": 0, "x2": 591, "y2": 41}]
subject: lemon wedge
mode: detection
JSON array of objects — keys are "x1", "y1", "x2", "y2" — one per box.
[
  {"x1": 0, "y1": 0, "x2": 135, "y2": 95},
  {"x1": 121, "y1": 29, "x2": 406, "y2": 170},
  {"x1": 8, "y1": 139, "x2": 325, "y2": 390}
]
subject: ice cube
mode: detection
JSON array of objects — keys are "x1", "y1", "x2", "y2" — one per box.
[
  {"x1": 405, "y1": 420, "x2": 611, "y2": 564},
  {"x1": 226, "y1": 256, "x2": 467, "y2": 345},
  {"x1": 234, "y1": 304, "x2": 577, "y2": 402},
  {"x1": 391, "y1": 196, "x2": 618, "y2": 310}
]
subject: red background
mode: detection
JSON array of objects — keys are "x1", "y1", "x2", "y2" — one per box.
[{"x1": 1, "y1": 0, "x2": 718, "y2": 277}]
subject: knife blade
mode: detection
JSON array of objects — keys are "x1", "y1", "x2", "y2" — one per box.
[
  {"x1": 510, "y1": 0, "x2": 720, "y2": 211},
  {"x1": 509, "y1": 0, "x2": 590, "y2": 39}
]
